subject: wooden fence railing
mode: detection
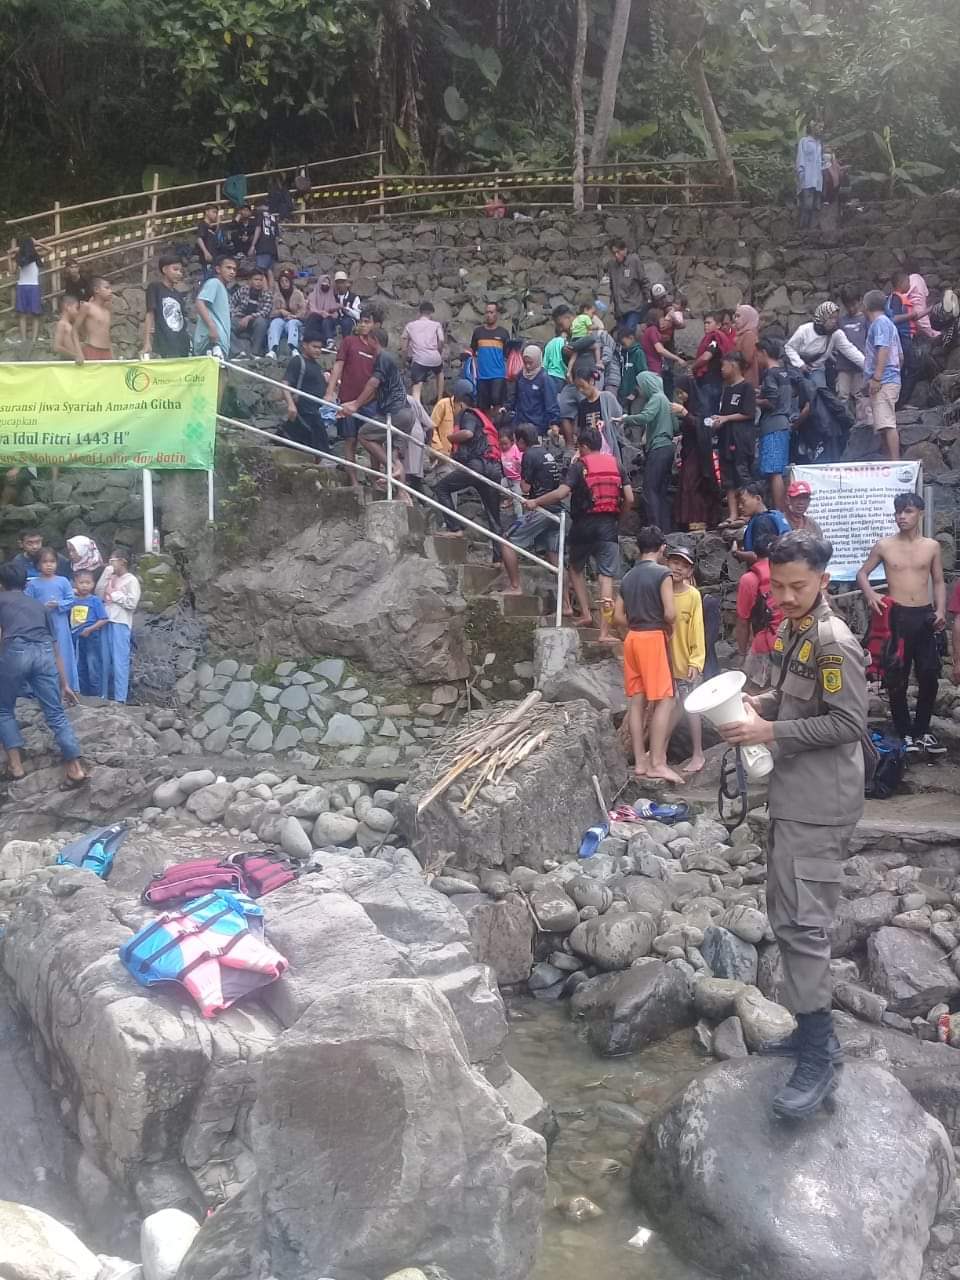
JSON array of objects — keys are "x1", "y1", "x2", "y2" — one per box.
[{"x1": 2, "y1": 155, "x2": 724, "y2": 317}]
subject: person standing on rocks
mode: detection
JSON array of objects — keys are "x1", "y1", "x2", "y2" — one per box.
[
  {"x1": 717, "y1": 529, "x2": 867, "y2": 1120},
  {"x1": 95, "y1": 550, "x2": 141, "y2": 704},
  {"x1": 328, "y1": 304, "x2": 381, "y2": 487},
  {"x1": 529, "y1": 426, "x2": 634, "y2": 642},
  {"x1": 468, "y1": 302, "x2": 511, "y2": 411},
  {"x1": 0, "y1": 561, "x2": 87, "y2": 788},
  {"x1": 857, "y1": 490, "x2": 946, "y2": 755},
  {"x1": 607, "y1": 239, "x2": 649, "y2": 337},
  {"x1": 613, "y1": 524, "x2": 683, "y2": 784}
]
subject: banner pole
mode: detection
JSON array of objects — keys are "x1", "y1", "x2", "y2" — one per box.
[
  {"x1": 142, "y1": 469, "x2": 154, "y2": 552},
  {"x1": 207, "y1": 469, "x2": 215, "y2": 524}
]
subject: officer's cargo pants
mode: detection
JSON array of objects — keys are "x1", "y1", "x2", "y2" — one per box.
[{"x1": 766, "y1": 818, "x2": 856, "y2": 1013}]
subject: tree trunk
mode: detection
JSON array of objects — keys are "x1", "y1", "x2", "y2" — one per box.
[
  {"x1": 588, "y1": 0, "x2": 632, "y2": 168},
  {"x1": 572, "y1": 0, "x2": 588, "y2": 212},
  {"x1": 688, "y1": 48, "x2": 738, "y2": 199}
]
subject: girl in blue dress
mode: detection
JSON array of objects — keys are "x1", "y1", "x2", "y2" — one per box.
[{"x1": 26, "y1": 547, "x2": 78, "y2": 691}]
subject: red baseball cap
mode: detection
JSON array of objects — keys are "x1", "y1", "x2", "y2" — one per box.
[{"x1": 787, "y1": 480, "x2": 812, "y2": 498}]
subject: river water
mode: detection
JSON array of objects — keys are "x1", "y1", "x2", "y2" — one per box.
[{"x1": 506, "y1": 997, "x2": 712, "y2": 1280}]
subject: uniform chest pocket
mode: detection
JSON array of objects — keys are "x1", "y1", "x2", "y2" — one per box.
[{"x1": 782, "y1": 669, "x2": 816, "y2": 701}]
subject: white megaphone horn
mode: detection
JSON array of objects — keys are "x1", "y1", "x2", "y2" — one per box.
[{"x1": 683, "y1": 670, "x2": 773, "y2": 780}]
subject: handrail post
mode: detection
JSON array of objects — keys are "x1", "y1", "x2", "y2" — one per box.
[
  {"x1": 386, "y1": 414, "x2": 393, "y2": 500},
  {"x1": 378, "y1": 139, "x2": 385, "y2": 220},
  {"x1": 555, "y1": 510, "x2": 566, "y2": 628},
  {"x1": 52, "y1": 200, "x2": 62, "y2": 300},
  {"x1": 142, "y1": 172, "x2": 159, "y2": 287}
]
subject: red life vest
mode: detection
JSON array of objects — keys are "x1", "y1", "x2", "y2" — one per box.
[
  {"x1": 581, "y1": 451, "x2": 623, "y2": 514},
  {"x1": 472, "y1": 408, "x2": 502, "y2": 462}
]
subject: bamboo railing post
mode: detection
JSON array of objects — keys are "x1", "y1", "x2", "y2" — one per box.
[
  {"x1": 142, "y1": 172, "x2": 159, "y2": 286},
  {"x1": 52, "y1": 201, "x2": 62, "y2": 299}
]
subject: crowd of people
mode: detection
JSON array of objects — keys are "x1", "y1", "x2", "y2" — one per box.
[{"x1": 0, "y1": 531, "x2": 141, "y2": 786}]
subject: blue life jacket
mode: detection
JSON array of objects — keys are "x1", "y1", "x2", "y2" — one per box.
[{"x1": 56, "y1": 822, "x2": 128, "y2": 880}]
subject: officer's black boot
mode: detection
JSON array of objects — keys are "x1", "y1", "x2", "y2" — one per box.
[
  {"x1": 772, "y1": 1010, "x2": 837, "y2": 1121},
  {"x1": 759, "y1": 1013, "x2": 843, "y2": 1066}
]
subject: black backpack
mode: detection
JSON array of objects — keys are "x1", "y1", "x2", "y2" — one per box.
[{"x1": 864, "y1": 732, "x2": 907, "y2": 800}]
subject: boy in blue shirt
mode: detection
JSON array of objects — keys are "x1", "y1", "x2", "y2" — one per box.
[
  {"x1": 468, "y1": 302, "x2": 511, "y2": 411},
  {"x1": 194, "y1": 256, "x2": 237, "y2": 358},
  {"x1": 863, "y1": 289, "x2": 902, "y2": 461},
  {"x1": 70, "y1": 570, "x2": 109, "y2": 697}
]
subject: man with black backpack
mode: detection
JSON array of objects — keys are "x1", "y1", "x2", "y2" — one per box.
[{"x1": 735, "y1": 527, "x2": 784, "y2": 690}]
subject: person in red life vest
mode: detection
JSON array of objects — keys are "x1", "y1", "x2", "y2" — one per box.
[
  {"x1": 434, "y1": 378, "x2": 504, "y2": 544},
  {"x1": 525, "y1": 425, "x2": 634, "y2": 642}
]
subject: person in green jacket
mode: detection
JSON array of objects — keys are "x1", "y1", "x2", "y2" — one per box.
[
  {"x1": 618, "y1": 326, "x2": 649, "y2": 413},
  {"x1": 617, "y1": 371, "x2": 679, "y2": 531}
]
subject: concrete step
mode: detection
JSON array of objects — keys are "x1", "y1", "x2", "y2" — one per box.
[
  {"x1": 501, "y1": 592, "x2": 548, "y2": 618},
  {"x1": 459, "y1": 563, "x2": 502, "y2": 594},
  {"x1": 425, "y1": 535, "x2": 469, "y2": 564}
]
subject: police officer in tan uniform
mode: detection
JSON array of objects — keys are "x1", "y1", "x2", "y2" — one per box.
[{"x1": 718, "y1": 529, "x2": 867, "y2": 1120}]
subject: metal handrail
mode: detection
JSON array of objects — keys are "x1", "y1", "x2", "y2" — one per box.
[
  {"x1": 216, "y1": 412, "x2": 567, "y2": 627},
  {"x1": 221, "y1": 359, "x2": 563, "y2": 526}
]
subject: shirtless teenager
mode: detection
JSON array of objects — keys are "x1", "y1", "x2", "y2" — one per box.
[
  {"x1": 857, "y1": 491, "x2": 946, "y2": 754},
  {"x1": 52, "y1": 296, "x2": 84, "y2": 363},
  {"x1": 77, "y1": 278, "x2": 113, "y2": 360}
]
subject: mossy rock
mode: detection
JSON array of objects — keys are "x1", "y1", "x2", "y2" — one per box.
[{"x1": 138, "y1": 552, "x2": 187, "y2": 614}]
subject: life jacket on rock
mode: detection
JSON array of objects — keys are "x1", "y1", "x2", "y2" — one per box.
[
  {"x1": 141, "y1": 851, "x2": 298, "y2": 906},
  {"x1": 120, "y1": 891, "x2": 288, "y2": 1018},
  {"x1": 580, "y1": 451, "x2": 623, "y2": 514}
]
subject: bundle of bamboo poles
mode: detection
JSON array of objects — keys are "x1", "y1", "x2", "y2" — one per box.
[{"x1": 417, "y1": 692, "x2": 555, "y2": 815}]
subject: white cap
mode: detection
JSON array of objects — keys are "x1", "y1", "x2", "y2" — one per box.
[
  {"x1": 651, "y1": 283, "x2": 668, "y2": 298},
  {"x1": 334, "y1": 270, "x2": 349, "y2": 282}
]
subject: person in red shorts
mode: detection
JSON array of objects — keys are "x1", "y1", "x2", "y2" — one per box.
[{"x1": 614, "y1": 525, "x2": 683, "y2": 783}]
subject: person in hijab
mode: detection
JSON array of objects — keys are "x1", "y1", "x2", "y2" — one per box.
[
  {"x1": 734, "y1": 304, "x2": 760, "y2": 389},
  {"x1": 307, "y1": 274, "x2": 340, "y2": 349},
  {"x1": 66, "y1": 536, "x2": 103, "y2": 577},
  {"x1": 673, "y1": 373, "x2": 721, "y2": 531},
  {"x1": 511, "y1": 345, "x2": 562, "y2": 436}
]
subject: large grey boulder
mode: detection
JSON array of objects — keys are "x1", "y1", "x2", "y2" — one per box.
[
  {"x1": 0, "y1": 1200, "x2": 101, "y2": 1280},
  {"x1": 867, "y1": 926, "x2": 960, "y2": 1016},
  {"x1": 449, "y1": 893, "x2": 535, "y2": 986},
  {"x1": 831, "y1": 892, "x2": 899, "y2": 956},
  {"x1": 631, "y1": 1058, "x2": 955, "y2": 1280},
  {"x1": 186, "y1": 980, "x2": 545, "y2": 1280},
  {"x1": 569, "y1": 911, "x2": 657, "y2": 971},
  {"x1": 395, "y1": 700, "x2": 627, "y2": 873},
  {"x1": 202, "y1": 514, "x2": 470, "y2": 684},
  {"x1": 570, "y1": 960, "x2": 694, "y2": 1055},
  {"x1": 701, "y1": 924, "x2": 758, "y2": 983}
]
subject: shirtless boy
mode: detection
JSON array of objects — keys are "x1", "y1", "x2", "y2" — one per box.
[
  {"x1": 52, "y1": 296, "x2": 84, "y2": 363},
  {"x1": 77, "y1": 278, "x2": 114, "y2": 360},
  {"x1": 856, "y1": 491, "x2": 946, "y2": 754}
]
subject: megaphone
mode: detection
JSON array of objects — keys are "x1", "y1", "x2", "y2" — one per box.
[{"x1": 683, "y1": 670, "x2": 774, "y2": 780}]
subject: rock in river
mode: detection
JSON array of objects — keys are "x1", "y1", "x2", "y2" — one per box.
[
  {"x1": 867, "y1": 926, "x2": 960, "y2": 1017},
  {"x1": 570, "y1": 959, "x2": 694, "y2": 1056},
  {"x1": 569, "y1": 911, "x2": 657, "y2": 971},
  {"x1": 631, "y1": 1057, "x2": 955, "y2": 1280}
]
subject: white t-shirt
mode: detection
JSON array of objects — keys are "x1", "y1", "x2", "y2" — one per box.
[
  {"x1": 18, "y1": 261, "x2": 39, "y2": 288},
  {"x1": 404, "y1": 316, "x2": 444, "y2": 367}
]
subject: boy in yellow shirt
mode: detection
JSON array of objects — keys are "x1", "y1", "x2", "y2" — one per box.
[{"x1": 666, "y1": 544, "x2": 707, "y2": 773}]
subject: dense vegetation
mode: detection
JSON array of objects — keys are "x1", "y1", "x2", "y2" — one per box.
[{"x1": 1, "y1": 0, "x2": 958, "y2": 217}]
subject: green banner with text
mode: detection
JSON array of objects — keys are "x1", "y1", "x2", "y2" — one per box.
[{"x1": 0, "y1": 358, "x2": 218, "y2": 469}]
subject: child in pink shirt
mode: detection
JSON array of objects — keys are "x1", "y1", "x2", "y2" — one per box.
[{"x1": 499, "y1": 425, "x2": 523, "y2": 517}]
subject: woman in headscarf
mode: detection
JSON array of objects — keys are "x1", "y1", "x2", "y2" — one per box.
[
  {"x1": 511, "y1": 345, "x2": 562, "y2": 437},
  {"x1": 672, "y1": 373, "x2": 722, "y2": 531},
  {"x1": 306, "y1": 274, "x2": 340, "y2": 348},
  {"x1": 734, "y1": 303, "x2": 761, "y2": 388},
  {"x1": 66, "y1": 536, "x2": 103, "y2": 577}
]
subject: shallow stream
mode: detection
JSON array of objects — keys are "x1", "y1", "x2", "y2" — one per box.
[{"x1": 506, "y1": 998, "x2": 712, "y2": 1280}]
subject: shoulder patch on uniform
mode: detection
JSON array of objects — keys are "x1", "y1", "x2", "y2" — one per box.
[
  {"x1": 773, "y1": 636, "x2": 784, "y2": 653},
  {"x1": 821, "y1": 667, "x2": 842, "y2": 694},
  {"x1": 798, "y1": 640, "x2": 812, "y2": 663},
  {"x1": 797, "y1": 615, "x2": 815, "y2": 633},
  {"x1": 817, "y1": 654, "x2": 844, "y2": 668}
]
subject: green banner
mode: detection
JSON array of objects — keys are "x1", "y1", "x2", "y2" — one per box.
[{"x1": 0, "y1": 357, "x2": 218, "y2": 469}]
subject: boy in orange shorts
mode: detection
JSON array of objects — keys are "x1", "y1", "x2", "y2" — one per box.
[{"x1": 614, "y1": 525, "x2": 683, "y2": 783}]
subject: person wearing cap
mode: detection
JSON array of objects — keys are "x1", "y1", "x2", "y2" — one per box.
[
  {"x1": 332, "y1": 270, "x2": 362, "y2": 345},
  {"x1": 665, "y1": 543, "x2": 707, "y2": 774},
  {"x1": 784, "y1": 480, "x2": 823, "y2": 540},
  {"x1": 434, "y1": 379, "x2": 504, "y2": 539}
]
